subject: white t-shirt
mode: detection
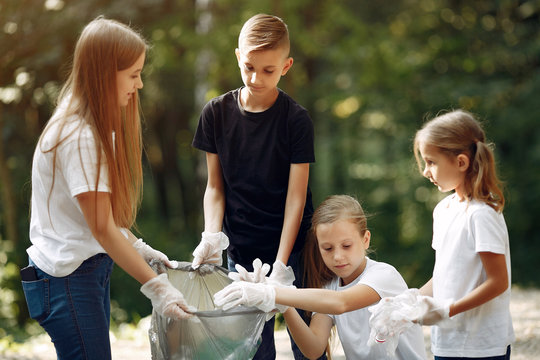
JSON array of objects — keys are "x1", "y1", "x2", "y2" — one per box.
[
  {"x1": 431, "y1": 194, "x2": 514, "y2": 357},
  {"x1": 324, "y1": 258, "x2": 427, "y2": 360},
  {"x1": 28, "y1": 110, "x2": 110, "y2": 277}
]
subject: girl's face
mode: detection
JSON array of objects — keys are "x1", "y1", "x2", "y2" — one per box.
[
  {"x1": 316, "y1": 219, "x2": 370, "y2": 286},
  {"x1": 116, "y1": 51, "x2": 145, "y2": 107},
  {"x1": 419, "y1": 142, "x2": 469, "y2": 199}
]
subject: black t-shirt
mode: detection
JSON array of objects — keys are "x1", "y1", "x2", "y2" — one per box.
[{"x1": 192, "y1": 88, "x2": 315, "y2": 266}]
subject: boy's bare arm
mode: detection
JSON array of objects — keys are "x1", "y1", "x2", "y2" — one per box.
[
  {"x1": 276, "y1": 163, "x2": 309, "y2": 264},
  {"x1": 203, "y1": 152, "x2": 225, "y2": 232}
]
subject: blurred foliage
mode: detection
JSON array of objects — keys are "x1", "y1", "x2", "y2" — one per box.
[{"x1": 1, "y1": 0, "x2": 539, "y2": 340}]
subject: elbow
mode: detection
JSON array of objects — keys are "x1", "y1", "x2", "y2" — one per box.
[
  {"x1": 91, "y1": 220, "x2": 114, "y2": 246},
  {"x1": 305, "y1": 348, "x2": 326, "y2": 360},
  {"x1": 329, "y1": 300, "x2": 350, "y2": 315},
  {"x1": 492, "y1": 269, "x2": 509, "y2": 296},
  {"x1": 497, "y1": 276, "x2": 509, "y2": 295}
]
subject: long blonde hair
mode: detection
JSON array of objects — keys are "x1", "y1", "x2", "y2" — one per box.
[
  {"x1": 304, "y1": 195, "x2": 369, "y2": 289},
  {"x1": 302, "y1": 195, "x2": 369, "y2": 359},
  {"x1": 413, "y1": 109, "x2": 504, "y2": 212},
  {"x1": 41, "y1": 16, "x2": 147, "y2": 228}
]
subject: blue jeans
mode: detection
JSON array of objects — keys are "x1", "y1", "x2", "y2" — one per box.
[
  {"x1": 434, "y1": 345, "x2": 511, "y2": 360},
  {"x1": 227, "y1": 253, "x2": 327, "y2": 360},
  {"x1": 22, "y1": 253, "x2": 114, "y2": 360}
]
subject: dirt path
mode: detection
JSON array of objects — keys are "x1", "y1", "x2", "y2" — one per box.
[{"x1": 1, "y1": 286, "x2": 538, "y2": 359}]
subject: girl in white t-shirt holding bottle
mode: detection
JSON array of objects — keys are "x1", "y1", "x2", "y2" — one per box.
[
  {"x1": 215, "y1": 195, "x2": 427, "y2": 360},
  {"x1": 405, "y1": 109, "x2": 514, "y2": 359}
]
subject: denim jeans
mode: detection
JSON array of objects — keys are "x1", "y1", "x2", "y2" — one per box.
[
  {"x1": 22, "y1": 253, "x2": 114, "y2": 360},
  {"x1": 227, "y1": 253, "x2": 327, "y2": 360},
  {"x1": 434, "y1": 345, "x2": 511, "y2": 360}
]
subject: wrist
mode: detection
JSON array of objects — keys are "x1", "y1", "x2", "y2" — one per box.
[
  {"x1": 448, "y1": 302, "x2": 456, "y2": 317},
  {"x1": 132, "y1": 238, "x2": 146, "y2": 250}
]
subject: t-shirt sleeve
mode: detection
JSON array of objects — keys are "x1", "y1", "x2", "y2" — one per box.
[
  {"x1": 58, "y1": 128, "x2": 110, "y2": 197},
  {"x1": 472, "y1": 207, "x2": 507, "y2": 254},
  {"x1": 192, "y1": 101, "x2": 217, "y2": 154},
  {"x1": 289, "y1": 110, "x2": 315, "y2": 164},
  {"x1": 360, "y1": 263, "x2": 409, "y2": 298}
]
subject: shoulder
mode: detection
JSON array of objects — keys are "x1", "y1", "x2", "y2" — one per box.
[
  {"x1": 41, "y1": 113, "x2": 92, "y2": 149},
  {"x1": 205, "y1": 88, "x2": 239, "y2": 108},
  {"x1": 364, "y1": 258, "x2": 402, "y2": 279},
  {"x1": 200, "y1": 89, "x2": 240, "y2": 121},
  {"x1": 467, "y1": 199, "x2": 501, "y2": 215},
  {"x1": 278, "y1": 89, "x2": 309, "y2": 116},
  {"x1": 467, "y1": 200, "x2": 507, "y2": 230},
  {"x1": 277, "y1": 90, "x2": 313, "y2": 136},
  {"x1": 360, "y1": 258, "x2": 408, "y2": 296},
  {"x1": 434, "y1": 194, "x2": 454, "y2": 212}
]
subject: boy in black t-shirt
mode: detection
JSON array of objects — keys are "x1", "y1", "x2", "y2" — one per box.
[{"x1": 191, "y1": 13, "x2": 321, "y2": 360}]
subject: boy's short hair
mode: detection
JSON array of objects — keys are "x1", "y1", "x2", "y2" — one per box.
[{"x1": 238, "y1": 14, "x2": 290, "y2": 56}]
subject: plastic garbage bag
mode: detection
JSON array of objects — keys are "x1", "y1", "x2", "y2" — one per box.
[{"x1": 148, "y1": 261, "x2": 267, "y2": 360}]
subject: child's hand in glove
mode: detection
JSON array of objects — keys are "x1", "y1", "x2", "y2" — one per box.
[
  {"x1": 414, "y1": 296, "x2": 452, "y2": 326},
  {"x1": 214, "y1": 281, "x2": 276, "y2": 312},
  {"x1": 192, "y1": 231, "x2": 229, "y2": 269},
  {"x1": 133, "y1": 238, "x2": 172, "y2": 272},
  {"x1": 228, "y1": 258, "x2": 271, "y2": 283},
  {"x1": 267, "y1": 260, "x2": 295, "y2": 287},
  {"x1": 140, "y1": 274, "x2": 197, "y2": 320}
]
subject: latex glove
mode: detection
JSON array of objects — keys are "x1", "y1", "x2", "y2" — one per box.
[
  {"x1": 367, "y1": 289, "x2": 421, "y2": 350},
  {"x1": 192, "y1": 231, "x2": 229, "y2": 269},
  {"x1": 214, "y1": 281, "x2": 276, "y2": 312},
  {"x1": 229, "y1": 258, "x2": 271, "y2": 283},
  {"x1": 414, "y1": 296, "x2": 452, "y2": 326},
  {"x1": 140, "y1": 273, "x2": 196, "y2": 320},
  {"x1": 267, "y1": 260, "x2": 295, "y2": 315},
  {"x1": 267, "y1": 260, "x2": 295, "y2": 287},
  {"x1": 133, "y1": 239, "x2": 172, "y2": 269}
]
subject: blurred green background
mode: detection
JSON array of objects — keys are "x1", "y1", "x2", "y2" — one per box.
[{"x1": 1, "y1": 0, "x2": 538, "y2": 342}]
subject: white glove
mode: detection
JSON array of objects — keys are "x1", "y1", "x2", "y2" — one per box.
[
  {"x1": 133, "y1": 239, "x2": 172, "y2": 268},
  {"x1": 267, "y1": 260, "x2": 295, "y2": 315},
  {"x1": 228, "y1": 258, "x2": 271, "y2": 283},
  {"x1": 214, "y1": 281, "x2": 276, "y2": 312},
  {"x1": 140, "y1": 273, "x2": 196, "y2": 320},
  {"x1": 192, "y1": 231, "x2": 229, "y2": 269},
  {"x1": 267, "y1": 260, "x2": 295, "y2": 287},
  {"x1": 367, "y1": 289, "x2": 421, "y2": 349},
  {"x1": 414, "y1": 296, "x2": 452, "y2": 326}
]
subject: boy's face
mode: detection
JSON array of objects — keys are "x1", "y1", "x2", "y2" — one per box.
[{"x1": 235, "y1": 46, "x2": 293, "y2": 100}]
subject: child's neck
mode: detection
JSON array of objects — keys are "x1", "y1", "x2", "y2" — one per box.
[{"x1": 240, "y1": 87, "x2": 278, "y2": 113}]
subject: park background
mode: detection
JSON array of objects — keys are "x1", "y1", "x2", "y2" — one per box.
[{"x1": 0, "y1": 0, "x2": 538, "y2": 348}]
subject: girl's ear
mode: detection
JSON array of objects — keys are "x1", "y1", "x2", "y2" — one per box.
[
  {"x1": 457, "y1": 154, "x2": 470, "y2": 172},
  {"x1": 363, "y1": 230, "x2": 371, "y2": 249}
]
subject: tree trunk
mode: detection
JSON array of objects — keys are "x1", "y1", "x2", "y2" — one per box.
[{"x1": 0, "y1": 104, "x2": 19, "y2": 244}]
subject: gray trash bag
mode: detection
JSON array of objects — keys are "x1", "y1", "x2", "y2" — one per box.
[{"x1": 148, "y1": 261, "x2": 267, "y2": 360}]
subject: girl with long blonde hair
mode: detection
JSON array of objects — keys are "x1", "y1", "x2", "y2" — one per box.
[
  {"x1": 22, "y1": 17, "x2": 192, "y2": 360},
  {"x1": 215, "y1": 195, "x2": 427, "y2": 359}
]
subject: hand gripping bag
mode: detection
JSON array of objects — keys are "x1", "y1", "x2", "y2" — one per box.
[{"x1": 148, "y1": 261, "x2": 267, "y2": 360}]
